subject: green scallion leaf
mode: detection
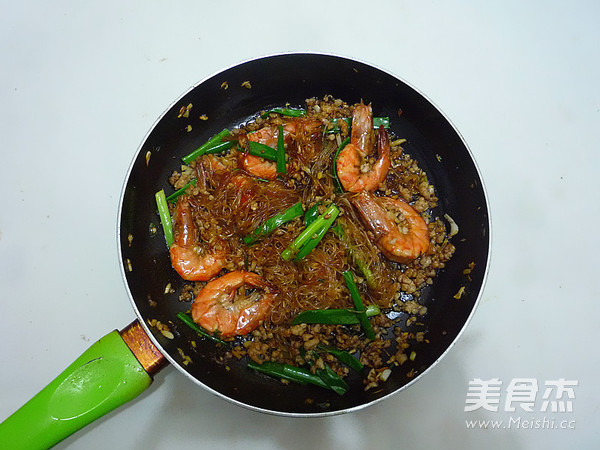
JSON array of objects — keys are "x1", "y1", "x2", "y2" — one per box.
[
  {"x1": 247, "y1": 360, "x2": 348, "y2": 395},
  {"x1": 276, "y1": 124, "x2": 286, "y2": 176},
  {"x1": 303, "y1": 202, "x2": 322, "y2": 226},
  {"x1": 291, "y1": 305, "x2": 381, "y2": 325},
  {"x1": 325, "y1": 117, "x2": 390, "y2": 134},
  {"x1": 315, "y1": 364, "x2": 349, "y2": 395},
  {"x1": 260, "y1": 107, "x2": 306, "y2": 118},
  {"x1": 317, "y1": 344, "x2": 364, "y2": 373},
  {"x1": 343, "y1": 270, "x2": 375, "y2": 340},
  {"x1": 248, "y1": 361, "x2": 322, "y2": 388},
  {"x1": 332, "y1": 136, "x2": 350, "y2": 193},
  {"x1": 182, "y1": 129, "x2": 232, "y2": 164},
  {"x1": 247, "y1": 140, "x2": 278, "y2": 161},
  {"x1": 332, "y1": 220, "x2": 376, "y2": 289},
  {"x1": 203, "y1": 140, "x2": 236, "y2": 155},
  {"x1": 166, "y1": 178, "x2": 198, "y2": 203},
  {"x1": 176, "y1": 312, "x2": 227, "y2": 345}
]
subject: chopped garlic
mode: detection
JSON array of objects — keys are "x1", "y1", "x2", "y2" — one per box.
[
  {"x1": 454, "y1": 286, "x2": 466, "y2": 299},
  {"x1": 444, "y1": 213, "x2": 459, "y2": 237},
  {"x1": 161, "y1": 330, "x2": 174, "y2": 339},
  {"x1": 380, "y1": 368, "x2": 392, "y2": 381}
]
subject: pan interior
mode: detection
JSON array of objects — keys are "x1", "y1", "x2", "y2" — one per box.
[{"x1": 119, "y1": 54, "x2": 489, "y2": 415}]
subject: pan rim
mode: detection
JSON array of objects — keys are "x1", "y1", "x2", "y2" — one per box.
[{"x1": 116, "y1": 51, "x2": 492, "y2": 417}]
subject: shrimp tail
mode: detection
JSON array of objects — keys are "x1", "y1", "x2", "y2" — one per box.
[
  {"x1": 377, "y1": 125, "x2": 390, "y2": 158},
  {"x1": 371, "y1": 124, "x2": 391, "y2": 181},
  {"x1": 351, "y1": 102, "x2": 374, "y2": 154}
]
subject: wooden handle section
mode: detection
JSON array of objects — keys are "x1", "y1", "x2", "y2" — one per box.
[{"x1": 119, "y1": 320, "x2": 168, "y2": 376}]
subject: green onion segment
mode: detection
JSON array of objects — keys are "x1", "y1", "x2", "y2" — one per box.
[
  {"x1": 292, "y1": 207, "x2": 340, "y2": 261},
  {"x1": 203, "y1": 140, "x2": 236, "y2": 155},
  {"x1": 166, "y1": 179, "x2": 198, "y2": 203},
  {"x1": 281, "y1": 203, "x2": 340, "y2": 261},
  {"x1": 247, "y1": 360, "x2": 348, "y2": 395},
  {"x1": 176, "y1": 312, "x2": 227, "y2": 345},
  {"x1": 325, "y1": 117, "x2": 390, "y2": 134},
  {"x1": 332, "y1": 136, "x2": 350, "y2": 192},
  {"x1": 291, "y1": 304, "x2": 380, "y2": 325},
  {"x1": 261, "y1": 107, "x2": 306, "y2": 118},
  {"x1": 247, "y1": 141, "x2": 278, "y2": 161},
  {"x1": 182, "y1": 129, "x2": 233, "y2": 164},
  {"x1": 155, "y1": 189, "x2": 174, "y2": 247},
  {"x1": 343, "y1": 271, "x2": 375, "y2": 340},
  {"x1": 315, "y1": 364, "x2": 349, "y2": 395},
  {"x1": 332, "y1": 221, "x2": 376, "y2": 288},
  {"x1": 303, "y1": 202, "x2": 322, "y2": 226},
  {"x1": 243, "y1": 202, "x2": 304, "y2": 245},
  {"x1": 317, "y1": 344, "x2": 364, "y2": 373},
  {"x1": 276, "y1": 124, "x2": 286, "y2": 176}
]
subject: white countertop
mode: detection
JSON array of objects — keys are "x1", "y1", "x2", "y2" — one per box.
[{"x1": 1, "y1": 1, "x2": 598, "y2": 449}]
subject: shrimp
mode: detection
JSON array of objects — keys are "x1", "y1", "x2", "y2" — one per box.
[
  {"x1": 288, "y1": 118, "x2": 323, "y2": 165},
  {"x1": 195, "y1": 153, "x2": 229, "y2": 191},
  {"x1": 197, "y1": 153, "x2": 256, "y2": 206},
  {"x1": 191, "y1": 271, "x2": 276, "y2": 337},
  {"x1": 239, "y1": 153, "x2": 278, "y2": 180},
  {"x1": 349, "y1": 102, "x2": 375, "y2": 155},
  {"x1": 228, "y1": 171, "x2": 257, "y2": 209},
  {"x1": 350, "y1": 191, "x2": 430, "y2": 264},
  {"x1": 239, "y1": 124, "x2": 286, "y2": 180},
  {"x1": 169, "y1": 195, "x2": 227, "y2": 281},
  {"x1": 239, "y1": 118, "x2": 323, "y2": 179},
  {"x1": 336, "y1": 103, "x2": 391, "y2": 192}
]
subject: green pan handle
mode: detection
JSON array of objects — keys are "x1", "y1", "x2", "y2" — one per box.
[{"x1": 0, "y1": 324, "x2": 165, "y2": 449}]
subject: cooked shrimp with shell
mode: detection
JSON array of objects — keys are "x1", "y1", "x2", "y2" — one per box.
[{"x1": 156, "y1": 96, "x2": 456, "y2": 392}]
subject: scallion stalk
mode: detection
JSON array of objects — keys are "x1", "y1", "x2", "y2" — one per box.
[
  {"x1": 243, "y1": 202, "x2": 304, "y2": 245},
  {"x1": 315, "y1": 364, "x2": 349, "y2": 395},
  {"x1": 325, "y1": 117, "x2": 390, "y2": 134},
  {"x1": 247, "y1": 141, "x2": 278, "y2": 161},
  {"x1": 354, "y1": 258, "x2": 376, "y2": 289},
  {"x1": 332, "y1": 220, "x2": 376, "y2": 289},
  {"x1": 203, "y1": 140, "x2": 236, "y2": 155},
  {"x1": 317, "y1": 344, "x2": 364, "y2": 372},
  {"x1": 248, "y1": 360, "x2": 321, "y2": 388},
  {"x1": 247, "y1": 360, "x2": 348, "y2": 395},
  {"x1": 176, "y1": 312, "x2": 227, "y2": 345},
  {"x1": 155, "y1": 189, "x2": 173, "y2": 247},
  {"x1": 343, "y1": 270, "x2": 375, "y2": 340},
  {"x1": 293, "y1": 207, "x2": 339, "y2": 261},
  {"x1": 291, "y1": 305, "x2": 381, "y2": 325},
  {"x1": 182, "y1": 129, "x2": 232, "y2": 164},
  {"x1": 276, "y1": 124, "x2": 286, "y2": 176},
  {"x1": 303, "y1": 202, "x2": 322, "y2": 226},
  {"x1": 281, "y1": 203, "x2": 339, "y2": 261},
  {"x1": 260, "y1": 107, "x2": 306, "y2": 118},
  {"x1": 332, "y1": 136, "x2": 350, "y2": 193},
  {"x1": 166, "y1": 179, "x2": 198, "y2": 203}
]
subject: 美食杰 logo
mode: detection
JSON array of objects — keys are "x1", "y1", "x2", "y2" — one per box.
[{"x1": 463, "y1": 378, "x2": 578, "y2": 430}]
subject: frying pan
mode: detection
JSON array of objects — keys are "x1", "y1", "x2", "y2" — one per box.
[{"x1": 0, "y1": 53, "x2": 490, "y2": 448}]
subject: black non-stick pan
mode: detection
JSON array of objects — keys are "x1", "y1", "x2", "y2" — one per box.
[{"x1": 0, "y1": 53, "x2": 490, "y2": 448}]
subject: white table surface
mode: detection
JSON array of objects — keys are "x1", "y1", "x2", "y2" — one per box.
[{"x1": 1, "y1": 1, "x2": 598, "y2": 449}]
